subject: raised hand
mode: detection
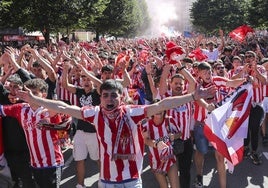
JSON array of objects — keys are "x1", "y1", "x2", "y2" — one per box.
[
  {"x1": 5, "y1": 47, "x2": 16, "y2": 62},
  {"x1": 16, "y1": 86, "x2": 33, "y2": 103},
  {"x1": 192, "y1": 84, "x2": 216, "y2": 101}
]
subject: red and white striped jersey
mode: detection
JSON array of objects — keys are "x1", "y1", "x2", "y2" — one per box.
[
  {"x1": 1, "y1": 103, "x2": 64, "y2": 168},
  {"x1": 263, "y1": 84, "x2": 268, "y2": 97},
  {"x1": 142, "y1": 118, "x2": 177, "y2": 174},
  {"x1": 82, "y1": 105, "x2": 146, "y2": 182},
  {"x1": 163, "y1": 90, "x2": 193, "y2": 140},
  {"x1": 57, "y1": 75, "x2": 80, "y2": 106},
  {"x1": 234, "y1": 65, "x2": 266, "y2": 103},
  {"x1": 227, "y1": 69, "x2": 235, "y2": 79},
  {"x1": 193, "y1": 76, "x2": 230, "y2": 122},
  {"x1": 253, "y1": 83, "x2": 265, "y2": 103}
]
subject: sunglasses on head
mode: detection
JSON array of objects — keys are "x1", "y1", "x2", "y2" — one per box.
[{"x1": 217, "y1": 66, "x2": 224, "y2": 70}]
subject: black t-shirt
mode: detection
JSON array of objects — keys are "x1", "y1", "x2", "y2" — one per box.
[
  {"x1": 45, "y1": 77, "x2": 56, "y2": 99},
  {"x1": 75, "y1": 87, "x2": 100, "y2": 133},
  {"x1": 0, "y1": 83, "x2": 29, "y2": 154}
]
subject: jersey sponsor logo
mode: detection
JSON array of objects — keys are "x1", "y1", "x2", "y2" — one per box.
[
  {"x1": 79, "y1": 95, "x2": 93, "y2": 106},
  {"x1": 174, "y1": 105, "x2": 187, "y2": 112}
]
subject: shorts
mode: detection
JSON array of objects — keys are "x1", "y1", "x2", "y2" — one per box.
[
  {"x1": 194, "y1": 124, "x2": 209, "y2": 154},
  {"x1": 100, "y1": 178, "x2": 142, "y2": 188},
  {"x1": 262, "y1": 97, "x2": 268, "y2": 113},
  {"x1": 73, "y1": 130, "x2": 99, "y2": 161}
]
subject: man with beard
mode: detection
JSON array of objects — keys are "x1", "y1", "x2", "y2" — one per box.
[
  {"x1": 213, "y1": 61, "x2": 227, "y2": 77},
  {"x1": 159, "y1": 61, "x2": 196, "y2": 188}
]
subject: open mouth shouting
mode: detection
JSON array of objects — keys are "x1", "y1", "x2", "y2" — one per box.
[{"x1": 106, "y1": 104, "x2": 115, "y2": 110}]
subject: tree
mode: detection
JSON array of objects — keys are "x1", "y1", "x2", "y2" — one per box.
[
  {"x1": 0, "y1": 0, "x2": 83, "y2": 44},
  {"x1": 0, "y1": 1, "x2": 12, "y2": 25},
  {"x1": 94, "y1": 0, "x2": 136, "y2": 38},
  {"x1": 190, "y1": 0, "x2": 247, "y2": 34},
  {"x1": 0, "y1": 0, "x2": 150, "y2": 43},
  {"x1": 132, "y1": 0, "x2": 150, "y2": 37},
  {"x1": 93, "y1": 0, "x2": 150, "y2": 39},
  {"x1": 247, "y1": 0, "x2": 268, "y2": 29}
]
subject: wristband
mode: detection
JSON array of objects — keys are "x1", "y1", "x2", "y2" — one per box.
[
  {"x1": 177, "y1": 66, "x2": 186, "y2": 72},
  {"x1": 191, "y1": 93, "x2": 196, "y2": 101},
  {"x1": 155, "y1": 140, "x2": 160, "y2": 148}
]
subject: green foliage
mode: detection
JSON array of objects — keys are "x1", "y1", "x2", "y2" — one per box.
[
  {"x1": 78, "y1": 0, "x2": 110, "y2": 29},
  {"x1": 0, "y1": 1, "x2": 13, "y2": 27},
  {"x1": 0, "y1": 0, "x2": 266, "y2": 41},
  {"x1": 0, "y1": 0, "x2": 83, "y2": 43},
  {"x1": 190, "y1": 0, "x2": 257, "y2": 34},
  {"x1": 0, "y1": 0, "x2": 150, "y2": 41},
  {"x1": 247, "y1": 0, "x2": 268, "y2": 29},
  {"x1": 93, "y1": 0, "x2": 150, "y2": 38}
]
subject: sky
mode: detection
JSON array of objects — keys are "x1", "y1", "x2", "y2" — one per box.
[{"x1": 144, "y1": 0, "x2": 182, "y2": 37}]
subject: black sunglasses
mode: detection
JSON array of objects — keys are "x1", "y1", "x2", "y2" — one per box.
[{"x1": 245, "y1": 55, "x2": 253, "y2": 58}]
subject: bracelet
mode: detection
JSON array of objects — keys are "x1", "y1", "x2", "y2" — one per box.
[
  {"x1": 155, "y1": 140, "x2": 160, "y2": 148},
  {"x1": 177, "y1": 66, "x2": 186, "y2": 72},
  {"x1": 191, "y1": 93, "x2": 196, "y2": 101}
]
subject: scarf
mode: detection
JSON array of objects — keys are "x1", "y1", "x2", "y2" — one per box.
[{"x1": 101, "y1": 107, "x2": 136, "y2": 160}]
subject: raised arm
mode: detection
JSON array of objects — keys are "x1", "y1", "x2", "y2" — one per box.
[
  {"x1": 145, "y1": 63, "x2": 158, "y2": 99},
  {"x1": 146, "y1": 85, "x2": 216, "y2": 117},
  {"x1": 17, "y1": 87, "x2": 82, "y2": 119},
  {"x1": 61, "y1": 62, "x2": 77, "y2": 94},
  {"x1": 5, "y1": 47, "x2": 21, "y2": 72},
  {"x1": 116, "y1": 59, "x2": 131, "y2": 87},
  {"x1": 29, "y1": 48, "x2": 57, "y2": 82},
  {"x1": 175, "y1": 61, "x2": 196, "y2": 93},
  {"x1": 5, "y1": 47, "x2": 32, "y2": 82},
  {"x1": 218, "y1": 29, "x2": 225, "y2": 52},
  {"x1": 159, "y1": 64, "x2": 171, "y2": 95},
  {"x1": 75, "y1": 60, "x2": 103, "y2": 93}
]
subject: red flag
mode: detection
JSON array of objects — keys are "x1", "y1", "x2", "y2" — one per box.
[
  {"x1": 188, "y1": 48, "x2": 208, "y2": 61},
  {"x1": 229, "y1": 25, "x2": 254, "y2": 43},
  {"x1": 165, "y1": 41, "x2": 186, "y2": 64},
  {"x1": 204, "y1": 82, "x2": 252, "y2": 166}
]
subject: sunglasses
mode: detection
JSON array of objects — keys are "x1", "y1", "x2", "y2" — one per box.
[
  {"x1": 245, "y1": 55, "x2": 253, "y2": 58},
  {"x1": 217, "y1": 67, "x2": 225, "y2": 70}
]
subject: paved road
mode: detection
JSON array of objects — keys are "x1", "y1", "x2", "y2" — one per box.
[{"x1": 60, "y1": 142, "x2": 268, "y2": 188}]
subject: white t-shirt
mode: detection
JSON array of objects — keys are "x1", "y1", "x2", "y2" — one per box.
[{"x1": 202, "y1": 48, "x2": 220, "y2": 61}]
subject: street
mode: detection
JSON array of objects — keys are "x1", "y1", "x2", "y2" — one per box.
[{"x1": 60, "y1": 142, "x2": 268, "y2": 188}]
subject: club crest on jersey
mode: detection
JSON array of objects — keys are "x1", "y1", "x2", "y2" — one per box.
[{"x1": 175, "y1": 105, "x2": 187, "y2": 112}]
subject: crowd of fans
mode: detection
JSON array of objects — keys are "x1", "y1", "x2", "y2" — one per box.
[{"x1": 0, "y1": 29, "x2": 268, "y2": 188}]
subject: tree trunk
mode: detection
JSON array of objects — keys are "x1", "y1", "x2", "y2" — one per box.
[
  {"x1": 42, "y1": 29, "x2": 50, "y2": 46},
  {"x1": 95, "y1": 31, "x2": 100, "y2": 42},
  {"x1": 44, "y1": 31, "x2": 50, "y2": 46}
]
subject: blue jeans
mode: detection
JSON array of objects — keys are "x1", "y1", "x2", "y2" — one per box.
[
  {"x1": 100, "y1": 178, "x2": 142, "y2": 188},
  {"x1": 194, "y1": 124, "x2": 209, "y2": 154}
]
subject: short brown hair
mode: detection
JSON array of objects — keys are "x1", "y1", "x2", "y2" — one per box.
[{"x1": 198, "y1": 62, "x2": 211, "y2": 71}]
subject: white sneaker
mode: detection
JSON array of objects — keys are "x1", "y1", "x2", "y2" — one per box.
[{"x1": 76, "y1": 184, "x2": 86, "y2": 188}]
